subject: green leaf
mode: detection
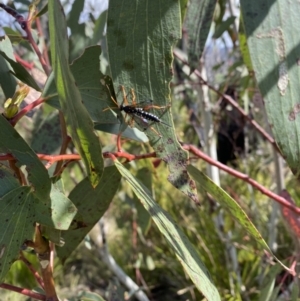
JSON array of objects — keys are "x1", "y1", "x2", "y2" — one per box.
[
  {"x1": 44, "y1": 46, "x2": 113, "y2": 125},
  {"x1": 187, "y1": 0, "x2": 217, "y2": 72},
  {"x1": 187, "y1": 165, "x2": 289, "y2": 270},
  {"x1": 240, "y1": 1, "x2": 300, "y2": 177},
  {"x1": 44, "y1": 46, "x2": 133, "y2": 140},
  {"x1": 180, "y1": 0, "x2": 188, "y2": 23},
  {"x1": 35, "y1": 3, "x2": 48, "y2": 17},
  {"x1": 57, "y1": 166, "x2": 121, "y2": 263},
  {"x1": 0, "y1": 115, "x2": 51, "y2": 201},
  {"x1": 0, "y1": 164, "x2": 20, "y2": 197},
  {"x1": 67, "y1": 0, "x2": 85, "y2": 36},
  {"x1": 107, "y1": 0, "x2": 199, "y2": 204},
  {"x1": 213, "y1": 16, "x2": 236, "y2": 39},
  {"x1": 68, "y1": 0, "x2": 90, "y2": 60},
  {"x1": 0, "y1": 186, "x2": 35, "y2": 281},
  {"x1": 43, "y1": 46, "x2": 123, "y2": 139},
  {"x1": 0, "y1": 36, "x2": 17, "y2": 98},
  {"x1": 29, "y1": 108, "x2": 62, "y2": 154},
  {"x1": 114, "y1": 160, "x2": 221, "y2": 301},
  {"x1": 133, "y1": 167, "x2": 152, "y2": 234},
  {"x1": 35, "y1": 180, "x2": 77, "y2": 230},
  {"x1": 0, "y1": 50, "x2": 41, "y2": 91},
  {"x1": 48, "y1": 0, "x2": 104, "y2": 187},
  {"x1": 92, "y1": 10, "x2": 108, "y2": 44},
  {"x1": 94, "y1": 123, "x2": 148, "y2": 142},
  {"x1": 78, "y1": 291, "x2": 106, "y2": 301},
  {"x1": 239, "y1": 14, "x2": 253, "y2": 73},
  {"x1": 259, "y1": 264, "x2": 282, "y2": 301},
  {"x1": 3, "y1": 28, "x2": 25, "y2": 44}
]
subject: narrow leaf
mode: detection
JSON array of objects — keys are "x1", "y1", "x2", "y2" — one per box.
[
  {"x1": 48, "y1": 0, "x2": 103, "y2": 187},
  {"x1": 239, "y1": 14, "x2": 253, "y2": 73},
  {"x1": 133, "y1": 167, "x2": 152, "y2": 234},
  {"x1": 115, "y1": 161, "x2": 221, "y2": 301},
  {"x1": 0, "y1": 36, "x2": 17, "y2": 98},
  {"x1": 259, "y1": 264, "x2": 282, "y2": 301},
  {"x1": 57, "y1": 166, "x2": 121, "y2": 262},
  {"x1": 187, "y1": 165, "x2": 289, "y2": 270},
  {"x1": 44, "y1": 46, "x2": 111, "y2": 125},
  {"x1": 0, "y1": 50, "x2": 41, "y2": 91}
]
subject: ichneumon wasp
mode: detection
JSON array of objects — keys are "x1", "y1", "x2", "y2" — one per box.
[{"x1": 104, "y1": 85, "x2": 171, "y2": 137}]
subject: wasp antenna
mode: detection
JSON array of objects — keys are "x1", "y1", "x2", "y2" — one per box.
[
  {"x1": 102, "y1": 84, "x2": 120, "y2": 112},
  {"x1": 129, "y1": 88, "x2": 137, "y2": 106},
  {"x1": 105, "y1": 84, "x2": 119, "y2": 106},
  {"x1": 103, "y1": 106, "x2": 119, "y2": 112},
  {"x1": 119, "y1": 85, "x2": 130, "y2": 106},
  {"x1": 160, "y1": 120, "x2": 172, "y2": 127}
]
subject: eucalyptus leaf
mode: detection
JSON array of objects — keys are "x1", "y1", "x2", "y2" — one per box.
[
  {"x1": 187, "y1": 165, "x2": 289, "y2": 271},
  {"x1": 187, "y1": 0, "x2": 217, "y2": 72},
  {"x1": 48, "y1": 0, "x2": 103, "y2": 187},
  {"x1": 0, "y1": 187, "x2": 35, "y2": 281},
  {"x1": 241, "y1": 0, "x2": 300, "y2": 178},
  {"x1": 0, "y1": 50, "x2": 41, "y2": 91},
  {"x1": 107, "y1": 0, "x2": 199, "y2": 204},
  {"x1": 0, "y1": 36, "x2": 17, "y2": 98},
  {"x1": 115, "y1": 160, "x2": 221, "y2": 301},
  {"x1": 57, "y1": 166, "x2": 121, "y2": 263}
]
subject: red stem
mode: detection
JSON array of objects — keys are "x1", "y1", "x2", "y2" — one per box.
[
  {"x1": 15, "y1": 54, "x2": 34, "y2": 70},
  {"x1": 10, "y1": 98, "x2": 46, "y2": 126},
  {"x1": 1, "y1": 145, "x2": 299, "y2": 215},
  {"x1": 0, "y1": 283, "x2": 45, "y2": 300},
  {"x1": 173, "y1": 50, "x2": 279, "y2": 153},
  {"x1": 24, "y1": 24, "x2": 50, "y2": 76},
  {"x1": 20, "y1": 252, "x2": 45, "y2": 289},
  {"x1": 184, "y1": 144, "x2": 300, "y2": 215}
]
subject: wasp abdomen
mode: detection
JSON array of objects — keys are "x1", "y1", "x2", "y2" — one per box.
[{"x1": 122, "y1": 106, "x2": 161, "y2": 123}]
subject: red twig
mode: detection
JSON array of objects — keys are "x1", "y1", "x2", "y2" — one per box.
[
  {"x1": 173, "y1": 50, "x2": 280, "y2": 153},
  {"x1": 35, "y1": 17, "x2": 50, "y2": 67},
  {"x1": 19, "y1": 252, "x2": 45, "y2": 289},
  {"x1": 15, "y1": 54, "x2": 34, "y2": 70},
  {"x1": 0, "y1": 283, "x2": 45, "y2": 300},
  {"x1": 1, "y1": 143, "x2": 298, "y2": 215},
  {"x1": 10, "y1": 98, "x2": 46, "y2": 126},
  {"x1": 23, "y1": 23, "x2": 50, "y2": 75},
  {"x1": 117, "y1": 134, "x2": 122, "y2": 152},
  {"x1": 184, "y1": 144, "x2": 300, "y2": 215}
]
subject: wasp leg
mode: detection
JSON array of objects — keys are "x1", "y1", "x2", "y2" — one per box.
[
  {"x1": 142, "y1": 104, "x2": 171, "y2": 111},
  {"x1": 129, "y1": 88, "x2": 137, "y2": 106},
  {"x1": 103, "y1": 84, "x2": 120, "y2": 111},
  {"x1": 148, "y1": 126, "x2": 162, "y2": 137},
  {"x1": 119, "y1": 85, "x2": 131, "y2": 106}
]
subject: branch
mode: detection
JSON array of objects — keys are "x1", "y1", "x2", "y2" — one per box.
[
  {"x1": 10, "y1": 97, "x2": 46, "y2": 126},
  {"x1": 184, "y1": 144, "x2": 300, "y2": 215},
  {"x1": 173, "y1": 49, "x2": 280, "y2": 153},
  {"x1": 1, "y1": 146, "x2": 298, "y2": 215},
  {"x1": 20, "y1": 252, "x2": 45, "y2": 290},
  {"x1": 0, "y1": 283, "x2": 45, "y2": 300}
]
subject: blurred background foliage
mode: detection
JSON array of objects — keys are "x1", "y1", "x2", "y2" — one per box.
[{"x1": 0, "y1": 0, "x2": 299, "y2": 300}]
